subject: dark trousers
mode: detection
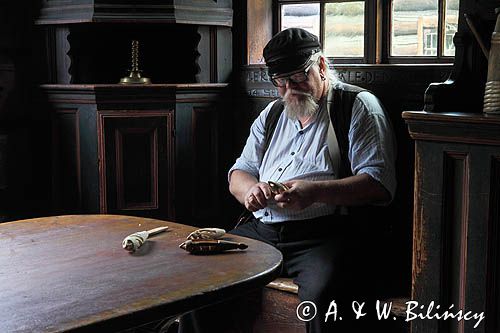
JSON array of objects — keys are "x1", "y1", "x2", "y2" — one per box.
[{"x1": 179, "y1": 215, "x2": 380, "y2": 333}]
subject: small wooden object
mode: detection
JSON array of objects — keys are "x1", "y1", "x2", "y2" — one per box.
[
  {"x1": 122, "y1": 226, "x2": 168, "y2": 252},
  {"x1": 268, "y1": 181, "x2": 289, "y2": 195},
  {"x1": 179, "y1": 239, "x2": 248, "y2": 254},
  {"x1": 187, "y1": 227, "x2": 226, "y2": 240}
]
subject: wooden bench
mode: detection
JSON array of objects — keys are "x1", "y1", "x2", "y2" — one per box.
[{"x1": 251, "y1": 278, "x2": 410, "y2": 333}]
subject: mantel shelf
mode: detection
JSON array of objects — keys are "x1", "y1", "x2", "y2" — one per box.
[
  {"x1": 403, "y1": 111, "x2": 500, "y2": 146},
  {"x1": 402, "y1": 111, "x2": 500, "y2": 125},
  {"x1": 40, "y1": 83, "x2": 229, "y2": 107},
  {"x1": 41, "y1": 83, "x2": 229, "y2": 90}
]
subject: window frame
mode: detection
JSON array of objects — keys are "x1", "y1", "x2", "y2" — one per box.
[{"x1": 275, "y1": 0, "x2": 456, "y2": 64}]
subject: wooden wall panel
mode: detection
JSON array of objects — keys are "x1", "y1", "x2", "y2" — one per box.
[
  {"x1": 486, "y1": 157, "x2": 500, "y2": 333},
  {"x1": 441, "y1": 152, "x2": 470, "y2": 333},
  {"x1": 98, "y1": 111, "x2": 174, "y2": 219},
  {"x1": 411, "y1": 141, "x2": 444, "y2": 333},
  {"x1": 115, "y1": 128, "x2": 158, "y2": 210},
  {"x1": 51, "y1": 108, "x2": 81, "y2": 213},
  {"x1": 191, "y1": 106, "x2": 219, "y2": 220},
  {"x1": 404, "y1": 111, "x2": 500, "y2": 333}
]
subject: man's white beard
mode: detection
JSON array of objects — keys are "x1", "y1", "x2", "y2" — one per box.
[{"x1": 283, "y1": 89, "x2": 319, "y2": 120}]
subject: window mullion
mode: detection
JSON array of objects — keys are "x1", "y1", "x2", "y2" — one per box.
[
  {"x1": 365, "y1": 0, "x2": 377, "y2": 64},
  {"x1": 438, "y1": 0, "x2": 445, "y2": 58},
  {"x1": 320, "y1": 2, "x2": 325, "y2": 50}
]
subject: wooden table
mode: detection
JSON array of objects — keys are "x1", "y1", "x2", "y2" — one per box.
[{"x1": 0, "y1": 215, "x2": 283, "y2": 333}]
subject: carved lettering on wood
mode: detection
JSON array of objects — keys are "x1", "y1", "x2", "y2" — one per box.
[
  {"x1": 246, "y1": 68, "x2": 270, "y2": 83},
  {"x1": 336, "y1": 70, "x2": 390, "y2": 84},
  {"x1": 247, "y1": 89, "x2": 279, "y2": 98}
]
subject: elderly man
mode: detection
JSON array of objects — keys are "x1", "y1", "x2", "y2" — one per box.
[{"x1": 180, "y1": 28, "x2": 395, "y2": 333}]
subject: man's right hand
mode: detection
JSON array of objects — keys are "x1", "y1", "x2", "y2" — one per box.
[{"x1": 244, "y1": 182, "x2": 273, "y2": 212}]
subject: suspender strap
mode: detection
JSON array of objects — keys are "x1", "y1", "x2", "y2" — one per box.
[
  {"x1": 263, "y1": 83, "x2": 366, "y2": 179},
  {"x1": 326, "y1": 88, "x2": 341, "y2": 177},
  {"x1": 330, "y1": 83, "x2": 366, "y2": 178},
  {"x1": 263, "y1": 99, "x2": 284, "y2": 154}
]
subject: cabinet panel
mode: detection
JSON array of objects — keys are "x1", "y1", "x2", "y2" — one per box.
[
  {"x1": 404, "y1": 111, "x2": 500, "y2": 333},
  {"x1": 98, "y1": 111, "x2": 174, "y2": 219},
  {"x1": 192, "y1": 106, "x2": 219, "y2": 220},
  {"x1": 43, "y1": 84, "x2": 228, "y2": 225},
  {"x1": 51, "y1": 108, "x2": 81, "y2": 212}
]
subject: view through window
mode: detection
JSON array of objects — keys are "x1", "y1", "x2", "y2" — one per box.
[
  {"x1": 279, "y1": 0, "x2": 458, "y2": 62},
  {"x1": 391, "y1": 0, "x2": 458, "y2": 57}
]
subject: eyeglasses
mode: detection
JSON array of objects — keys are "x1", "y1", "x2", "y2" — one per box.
[{"x1": 270, "y1": 59, "x2": 318, "y2": 88}]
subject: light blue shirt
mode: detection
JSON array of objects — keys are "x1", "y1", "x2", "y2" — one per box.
[{"x1": 229, "y1": 87, "x2": 396, "y2": 224}]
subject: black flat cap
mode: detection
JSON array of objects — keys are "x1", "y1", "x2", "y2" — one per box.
[{"x1": 263, "y1": 28, "x2": 321, "y2": 76}]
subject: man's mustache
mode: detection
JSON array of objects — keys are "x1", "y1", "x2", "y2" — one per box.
[{"x1": 284, "y1": 89, "x2": 312, "y2": 98}]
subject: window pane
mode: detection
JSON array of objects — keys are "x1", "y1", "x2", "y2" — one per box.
[
  {"x1": 324, "y1": 2, "x2": 365, "y2": 57},
  {"x1": 444, "y1": 0, "x2": 459, "y2": 56},
  {"x1": 281, "y1": 4, "x2": 320, "y2": 37},
  {"x1": 391, "y1": 0, "x2": 438, "y2": 56}
]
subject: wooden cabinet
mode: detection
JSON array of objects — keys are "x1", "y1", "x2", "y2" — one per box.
[
  {"x1": 403, "y1": 111, "x2": 500, "y2": 333},
  {"x1": 45, "y1": 84, "x2": 228, "y2": 225},
  {"x1": 36, "y1": 0, "x2": 234, "y2": 226}
]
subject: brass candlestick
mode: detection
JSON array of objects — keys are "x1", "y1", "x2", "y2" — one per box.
[{"x1": 119, "y1": 40, "x2": 151, "y2": 84}]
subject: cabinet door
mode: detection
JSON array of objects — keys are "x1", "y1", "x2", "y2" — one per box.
[{"x1": 98, "y1": 111, "x2": 174, "y2": 219}]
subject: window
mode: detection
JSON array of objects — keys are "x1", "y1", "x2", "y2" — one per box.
[
  {"x1": 279, "y1": 1, "x2": 367, "y2": 62},
  {"x1": 391, "y1": 0, "x2": 458, "y2": 58},
  {"x1": 277, "y1": 0, "x2": 458, "y2": 63}
]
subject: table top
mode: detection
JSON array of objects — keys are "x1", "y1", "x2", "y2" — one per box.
[{"x1": 0, "y1": 215, "x2": 283, "y2": 333}]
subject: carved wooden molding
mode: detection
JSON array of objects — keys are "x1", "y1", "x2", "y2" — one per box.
[
  {"x1": 403, "y1": 111, "x2": 500, "y2": 146},
  {"x1": 40, "y1": 84, "x2": 228, "y2": 107},
  {"x1": 46, "y1": 27, "x2": 72, "y2": 84},
  {"x1": 36, "y1": 0, "x2": 233, "y2": 26}
]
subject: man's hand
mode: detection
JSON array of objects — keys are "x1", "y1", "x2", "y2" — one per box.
[
  {"x1": 244, "y1": 182, "x2": 273, "y2": 212},
  {"x1": 274, "y1": 179, "x2": 318, "y2": 210}
]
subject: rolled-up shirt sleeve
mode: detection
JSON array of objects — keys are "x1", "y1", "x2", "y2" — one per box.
[
  {"x1": 228, "y1": 100, "x2": 277, "y2": 183},
  {"x1": 348, "y1": 91, "x2": 397, "y2": 202}
]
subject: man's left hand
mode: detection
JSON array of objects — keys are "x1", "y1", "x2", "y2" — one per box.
[{"x1": 274, "y1": 179, "x2": 317, "y2": 210}]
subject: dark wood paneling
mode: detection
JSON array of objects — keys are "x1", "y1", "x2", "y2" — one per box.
[
  {"x1": 441, "y1": 152, "x2": 469, "y2": 333},
  {"x1": 42, "y1": 84, "x2": 227, "y2": 224},
  {"x1": 411, "y1": 140, "x2": 444, "y2": 333},
  {"x1": 191, "y1": 106, "x2": 219, "y2": 220},
  {"x1": 51, "y1": 108, "x2": 81, "y2": 213},
  {"x1": 486, "y1": 157, "x2": 500, "y2": 333},
  {"x1": 252, "y1": 288, "x2": 303, "y2": 333},
  {"x1": 99, "y1": 111, "x2": 174, "y2": 219},
  {"x1": 404, "y1": 111, "x2": 500, "y2": 333},
  {"x1": 115, "y1": 128, "x2": 158, "y2": 210},
  {"x1": 0, "y1": 134, "x2": 6, "y2": 191},
  {"x1": 45, "y1": 26, "x2": 71, "y2": 84}
]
